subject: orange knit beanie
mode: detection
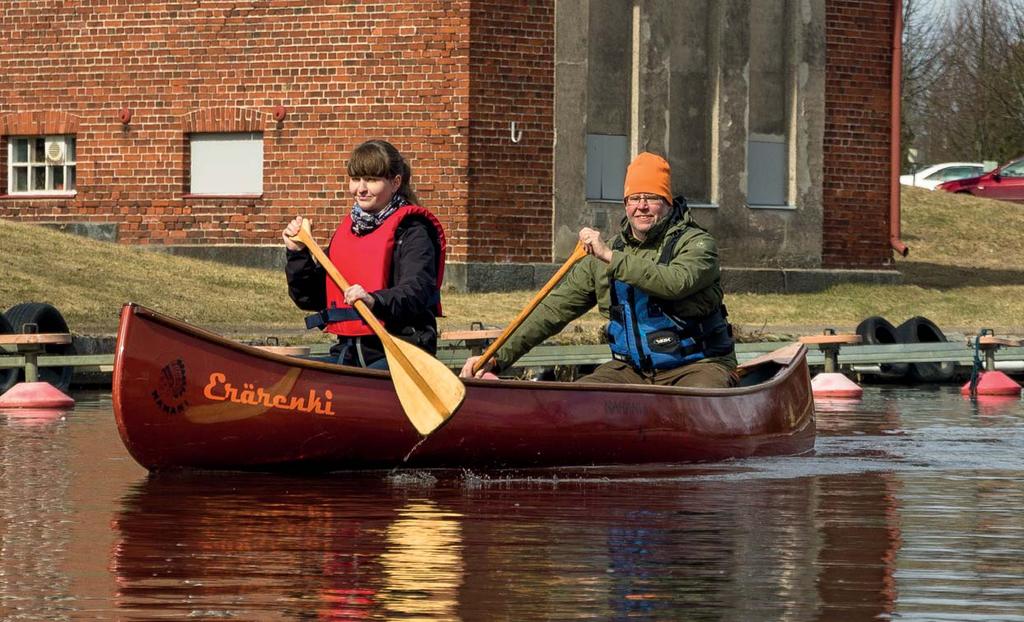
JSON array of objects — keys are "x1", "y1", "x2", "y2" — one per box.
[{"x1": 623, "y1": 152, "x2": 672, "y2": 203}]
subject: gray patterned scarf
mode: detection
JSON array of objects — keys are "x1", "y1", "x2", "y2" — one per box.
[{"x1": 350, "y1": 193, "x2": 409, "y2": 236}]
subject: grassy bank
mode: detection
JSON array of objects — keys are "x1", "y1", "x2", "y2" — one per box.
[
  {"x1": 730, "y1": 187, "x2": 1024, "y2": 336},
  {"x1": 1, "y1": 187, "x2": 1022, "y2": 341}
]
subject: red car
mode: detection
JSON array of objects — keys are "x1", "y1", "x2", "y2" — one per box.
[{"x1": 938, "y1": 156, "x2": 1024, "y2": 202}]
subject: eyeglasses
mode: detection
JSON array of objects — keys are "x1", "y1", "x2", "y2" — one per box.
[{"x1": 625, "y1": 194, "x2": 665, "y2": 207}]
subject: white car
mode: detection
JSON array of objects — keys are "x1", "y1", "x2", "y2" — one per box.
[{"x1": 900, "y1": 162, "x2": 986, "y2": 190}]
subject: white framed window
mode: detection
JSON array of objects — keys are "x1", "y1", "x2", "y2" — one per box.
[
  {"x1": 188, "y1": 132, "x2": 263, "y2": 195},
  {"x1": 7, "y1": 135, "x2": 77, "y2": 195}
]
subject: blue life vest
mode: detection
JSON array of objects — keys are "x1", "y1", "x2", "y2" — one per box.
[{"x1": 605, "y1": 224, "x2": 734, "y2": 372}]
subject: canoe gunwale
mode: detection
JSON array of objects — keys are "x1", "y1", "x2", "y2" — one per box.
[{"x1": 123, "y1": 302, "x2": 807, "y2": 397}]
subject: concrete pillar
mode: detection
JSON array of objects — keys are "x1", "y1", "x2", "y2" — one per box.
[
  {"x1": 553, "y1": 0, "x2": 590, "y2": 260},
  {"x1": 705, "y1": 0, "x2": 751, "y2": 261}
]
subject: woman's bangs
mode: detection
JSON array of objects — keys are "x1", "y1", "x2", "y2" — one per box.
[{"x1": 347, "y1": 145, "x2": 390, "y2": 178}]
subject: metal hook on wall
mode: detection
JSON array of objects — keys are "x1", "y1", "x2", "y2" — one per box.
[{"x1": 510, "y1": 121, "x2": 523, "y2": 144}]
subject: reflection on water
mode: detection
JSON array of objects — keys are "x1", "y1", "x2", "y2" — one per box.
[
  {"x1": 0, "y1": 408, "x2": 72, "y2": 622},
  {"x1": 379, "y1": 501, "x2": 463, "y2": 620},
  {"x1": 108, "y1": 472, "x2": 903, "y2": 621},
  {"x1": 0, "y1": 387, "x2": 1021, "y2": 620}
]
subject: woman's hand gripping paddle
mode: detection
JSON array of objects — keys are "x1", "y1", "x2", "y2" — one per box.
[
  {"x1": 290, "y1": 219, "x2": 465, "y2": 436},
  {"x1": 472, "y1": 242, "x2": 589, "y2": 375}
]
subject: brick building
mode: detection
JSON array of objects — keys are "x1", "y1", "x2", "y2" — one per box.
[{"x1": 0, "y1": 0, "x2": 902, "y2": 292}]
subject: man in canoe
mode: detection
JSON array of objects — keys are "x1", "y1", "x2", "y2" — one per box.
[
  {"x1": 462, "y1": 152, "x2": 737, "y2": 387},
  {"x1": 282, "y1": 140, "x2": 446, "y2": 369}
]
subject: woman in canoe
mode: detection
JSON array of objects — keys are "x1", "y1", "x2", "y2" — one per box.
[{"x1": 282, "y1": 140, "x2": 446, "y2": 369}]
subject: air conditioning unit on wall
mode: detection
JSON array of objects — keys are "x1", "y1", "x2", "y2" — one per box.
[{"x1": 45, "y1": 138, "x2": 65, "y2": 163}]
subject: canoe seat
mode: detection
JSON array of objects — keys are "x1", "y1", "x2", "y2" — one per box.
[
  {"x1": 256, "y1": 345, "x2": 312, "y2": 356},
  {"x1": 439, "y1": 328, "x2": 505, "y2": 355},
  {"x1": 244, "y1": 336, "x2": 312, "y2": 357}
]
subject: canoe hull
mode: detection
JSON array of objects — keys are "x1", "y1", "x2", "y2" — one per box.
[{"x1": 112, "y1": 304, "x2": 816, "y2": 471}]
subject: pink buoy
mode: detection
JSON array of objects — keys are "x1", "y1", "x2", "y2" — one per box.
[
  {"x1": 0, "y1": 407, "x2": 66, "y2": 425},
  {"x1": 0, "y1": 381, "x2": 75, "y2": 409},
  {"x1": 971, "y1": 395, "x2": 1021, "y2": 417},
  {"x1": 813, "y1": 398, "x2": 862, "y2": 414},
  {"x1": 810, "y1": 372, "x2": 863, "y2": 399},
  {"x1": 960, "y1": 371, "x2": 1022, "y2": 397}
]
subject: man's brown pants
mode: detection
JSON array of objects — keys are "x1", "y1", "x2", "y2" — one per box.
[{"x1": 576, "y1": 359, "x2": 738, "y2": 388}]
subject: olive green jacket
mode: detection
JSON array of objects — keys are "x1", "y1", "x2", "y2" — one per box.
[{"x1": 494, "y1": 206, "x2": 736, "y2": 372}]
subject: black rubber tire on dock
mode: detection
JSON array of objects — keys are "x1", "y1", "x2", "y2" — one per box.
[
  {"x1": 855, "y1": 316, "x2": 909, "y2": 380},
  {"x1": 895, "y1": 316, "x2": 957, "y2": 383},
  {"x1": 3, "y1": 302, "x2": 77, "y2": 392},
  {"x1": 0, "y1": 313, "x2": 18, "y2": 395}
]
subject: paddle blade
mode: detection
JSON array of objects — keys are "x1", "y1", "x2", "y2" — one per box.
[{"x1": 386, "y1": 338, "x2": 466, "y2": 435}]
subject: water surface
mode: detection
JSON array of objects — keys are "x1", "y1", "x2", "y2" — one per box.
[{"x1": 1, "y1": 386, "x2": 1022, "y2": 620}]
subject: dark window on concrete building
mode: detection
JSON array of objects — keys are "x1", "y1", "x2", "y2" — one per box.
[
  {"x1": 747, "y1": 1, "x2": 791, "y2": 207},
  {"x1": 585, "y1": 133, "x2": 628, "y2": 201},
  {"x1": 748, "y1": 134, "x2": 787, "y2": 205}
]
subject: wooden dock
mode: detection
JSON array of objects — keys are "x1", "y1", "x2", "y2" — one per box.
[{"x1": 3, "y1": 334, "x2": 1024, "y2": 385}]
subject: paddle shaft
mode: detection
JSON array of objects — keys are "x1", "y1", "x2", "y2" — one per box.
[
  {"x1": 290, "y1": 221, "x2": 448, "y2": 414},
  {"x1": 473, "y1": 241, "x2": 588, "y2": 374}
]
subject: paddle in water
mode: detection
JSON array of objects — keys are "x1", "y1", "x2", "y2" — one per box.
[
  {"x1": 473, "y1": 241, "x2": 588, "y2": 374},
  {"x1": 290, "y1": 219, "x2": 465, "y2": 436}
]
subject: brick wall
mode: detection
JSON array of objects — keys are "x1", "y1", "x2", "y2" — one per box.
[
  {"x1": 466, "y1": 1, "x2": 554, "y2": 263},
  {"x1": 2, "y1": 1, "x2": 892, "y2": 272},
  {"x1": 0, "y1": 1, "x2": 480, "y2": 259},
  {"x1": 823, "y1": 0, "x2": 896, "y2": 268}
]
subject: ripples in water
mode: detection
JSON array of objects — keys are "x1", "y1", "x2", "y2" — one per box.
[{"x1": 0, "y1": 386, "x2": 1021, "y2": 620}]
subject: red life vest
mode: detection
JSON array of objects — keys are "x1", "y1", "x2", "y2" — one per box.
[{"x1": 323, "y1": 204, "x2": 446, "y2": 337}]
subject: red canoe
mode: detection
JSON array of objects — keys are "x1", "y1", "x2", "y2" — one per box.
[{"x1": 112, "y1": 303, "x2": 816, "y2": 471}]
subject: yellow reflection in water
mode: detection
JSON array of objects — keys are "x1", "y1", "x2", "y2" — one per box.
[{"x1": 378, "y1": 500, "x2": 464, "y2": 621}]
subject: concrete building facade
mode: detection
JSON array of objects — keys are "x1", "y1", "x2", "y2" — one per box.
[{"x1": 0, "y1": 0, "x2": 901, "y2": 292}]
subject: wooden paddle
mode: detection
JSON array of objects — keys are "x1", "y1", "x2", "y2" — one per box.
[
  {"x1": 290, "y1": 219, "x2": 465, "y2": 436},
  {"x1": 473, "y1": 241, "x2": 589, "y2": 374}
]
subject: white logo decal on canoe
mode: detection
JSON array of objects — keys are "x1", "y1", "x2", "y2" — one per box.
[{"x1": 202, "y1": 372, "x2": 335, "y2": 416}]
